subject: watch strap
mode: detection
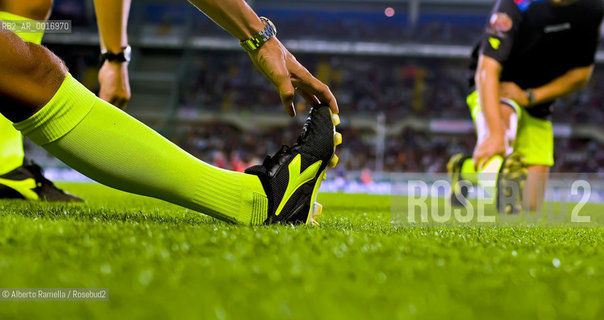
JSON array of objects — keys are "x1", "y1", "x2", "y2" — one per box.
[
  {"x1": 240, "y1": 17, "x2": 277, "y2": 52},
  {"x1": 526, "y1": 90, "x2": 535, "y2": 106},
  {"x1": 99, "y1": 45, "x2": 131, "y2": 66}
]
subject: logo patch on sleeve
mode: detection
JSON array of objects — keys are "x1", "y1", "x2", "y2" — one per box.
[
  {"x1": 489, "y1": 37, "x2": 501, "y2": 50},
  {"x1": 489, "y1": 13, "x2": 513, "y2": 33}
]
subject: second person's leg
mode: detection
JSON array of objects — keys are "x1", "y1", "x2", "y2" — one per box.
[{"x1": 0, "y1": 6, "x2": 50, "y2": 175}]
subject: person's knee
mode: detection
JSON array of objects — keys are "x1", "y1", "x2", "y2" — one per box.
[
  {"x1": 0, "y1": 40, "x2": 67, "y2": 121},
  {"x1": 24, "y1": 42, "x2": 67, "y2": 91}
]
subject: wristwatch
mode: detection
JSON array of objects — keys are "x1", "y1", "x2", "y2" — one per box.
[
  {"x1": 99, "y1": 45, "x2": 132, "y2": 65},
  {"x1": 525, "y1": 89, "x2": 535, "y2": 107},
  {"x1": 240, "y1": 17, "x2": 277, "y2": 52}
]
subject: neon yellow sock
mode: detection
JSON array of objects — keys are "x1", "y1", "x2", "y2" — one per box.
[
  {"x1": 460, "y1": 158, "x2": 478, "y2": 184},
  {"x1": 459, "y1": 156, "x2": 503, "y2": 197},
  {"x1": 0, "y1": 115, "x2": 24, "y2": 175},
  {"x1": 14, "y1": 74, "x2": 268, "y2": 225},
  {"x1": 0, "y1": 11, "x2": 45, "y2": 174}
]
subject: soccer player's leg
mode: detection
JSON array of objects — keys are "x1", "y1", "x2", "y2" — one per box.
[
  {"x1": 523, "y1": 165, "x2": 549, "y2": 212},
  {"x1": 447, "y1": 153, "x2": 473, "y2": 207},
  {"x1": 494, "y1": 101, "x2": 527, "y2": 214},
  {"x1": 449, "y1": 91, "x2": 495, "y2": 206},
  {"x1": 450, "y1": 91, "x2": 527, "y2": 212},
  {"x1": 0, "y1": 9, "x2": 45, "y2": 177},
  {"x1": 0, "y1": 28, "x2": 339, "y2": 225},
  {"x1": 0, "y1": 114, "x2": 23, "y2": 175},
  {"x1": 0, "y1": 7, "x2": 82, "y2": 201},
  {"x1": 514, "y1": 113, "x2": 554, "y2": 212}
]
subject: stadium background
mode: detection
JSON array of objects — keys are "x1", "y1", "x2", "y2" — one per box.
[{"x1": 28, "y1": 0, "x2": 604, "y2": 192}]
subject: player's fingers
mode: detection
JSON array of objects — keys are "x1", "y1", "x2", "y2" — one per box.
[
  {"x1": 278, "y1": 80, "x2": 296, "y2": 117},
  {"x1": 473, "y1": 150, "x2": 486, "y2": 171},
  {"x1": 477, "y1": 157, "x2": 487, "y2": 171},
  {"x1": 297, "y1": 88, "x2": 320, "y2": 106},
  {"x1": 474, "y1": 157, "x2": 487, "y2": 171},
  {"x1": 314, "y1": 81, "x2": 339, "y2": 114},
  {"x1": 103, "y1": 93, "x2": 127, "y2": 110},
  {"x1": 116, "y1": 97, "x2": 128, "y2": 110},
  {"x1": 98, "y1": 91, "x2": 109, "y2": 104},
  {"x1": 108, "y1": 96, "x2": 119, "y2": 107},
  {"x1": 473, "y1": 154, "x2": 480, "y2": 170},
  {"x1": 476, "y1": 150, "x2": 496, "y2": 170},
  {"x1": 120, "y1": 91, "x2": 131, "y2": 108},
  {"x1": 293, "y1": 68, "x2": 339, "y2": 114}
]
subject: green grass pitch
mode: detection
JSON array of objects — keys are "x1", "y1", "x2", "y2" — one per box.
[{"x1": 1, "y1": 183, "x2": 603, "y2": 319}]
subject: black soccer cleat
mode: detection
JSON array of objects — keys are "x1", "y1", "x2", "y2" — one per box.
[
  {"x1": 245, "y1": 104, "x2": 341, "y2": 225},
  {"x1": 0, "y1": 161, "x2": 84, "y2": 202},
  {"x1": 496, "y1": 152, "x2": 528, "y2": 214},
  {"x1": 447, "y1": 153, "x2": 472, "y2": 207}
]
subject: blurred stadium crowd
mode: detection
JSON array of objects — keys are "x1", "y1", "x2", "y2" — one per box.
[
  {"x1": 179, "y1": 52, "x2": 604, "y2": 125},
  {"x1": 168, "y1": 124, "x2": 604, "y2": 174},
  {"x1": 32, "y1": 0, "x2": 604, "y2": 175}
]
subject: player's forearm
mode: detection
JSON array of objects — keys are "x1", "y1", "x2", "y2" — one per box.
[
  {"x1": 476, "y1": 55, "x2": 505, "y2": 138},
  {"x1": 187, "y1": 0, "x2": 265, "y2": 40},
  {"x1": 531, "y1": 66, "x2": 594, "y2": 105},
  {"x1": 94, "y1": 0, "x2": 131, "y2": 52}
]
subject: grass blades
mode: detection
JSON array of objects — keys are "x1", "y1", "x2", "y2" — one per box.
[{"x1": 0, "y1": 183, "x2": 603, "y2": 319}]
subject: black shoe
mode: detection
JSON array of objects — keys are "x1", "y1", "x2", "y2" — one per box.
[
  {"x1": 447, "y1": 153, "x2": 471, "y2": 207},
  {"x1": 0, "y1": 161, "x2": 84, "y2": 202},
  {"x1": 245, "y1": 104, "x2": 341, "y2": 225},
  {"x1": 496, "y1": 152, "x2": 527, "y2": 214}
]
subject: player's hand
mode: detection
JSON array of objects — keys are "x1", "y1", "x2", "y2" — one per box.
[
  {"x1": 499, "y1": 82, "x2": 529, "y2": 107},
  {"x1": 248, "y1": 37, "x2": 338, "y2": 117},
  {"x1": 98, "y1": 61, "x2": 131, "y2": 110},
  {"x1": 473, "y1": 134, "x2": 506, "y2": 170}
]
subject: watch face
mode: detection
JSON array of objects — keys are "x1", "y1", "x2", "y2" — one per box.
[
  {"x1": 267, "y1": 20, "x2": 276, "y2": 37},
  {"x1": 103, "y1": 46, "x2": 131, "y2": 63},
  {"x1": 123, "y1": 46, "x2": 132, "y2": 62}
]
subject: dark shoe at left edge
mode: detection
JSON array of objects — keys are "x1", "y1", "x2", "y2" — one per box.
[{"x1": 0, "y1": 161, "x2": 84, "y2": 202}]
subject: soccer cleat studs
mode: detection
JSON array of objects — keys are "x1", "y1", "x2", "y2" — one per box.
[
  {"x1": 334, "y1": 132, "x2": 342, "y2": 146},
  {"x1": 332, "y1": 114, "x2": 341, "y2": 126},
  {"x1": 329, "y1": 155, "x2": 339, "y2": 168}
]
